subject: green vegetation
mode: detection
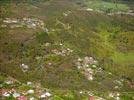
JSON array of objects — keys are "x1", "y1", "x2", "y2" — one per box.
[
  {"x1": 84, "y1": 0, "x2": 131, "y2": 13},
  {"x1": 0, "y1": 0, "x2": 134, "y2": 100}
]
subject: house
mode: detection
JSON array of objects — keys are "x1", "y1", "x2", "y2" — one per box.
[{"x1": 17, "y1": 96, "x2": 27, "y2": 100}]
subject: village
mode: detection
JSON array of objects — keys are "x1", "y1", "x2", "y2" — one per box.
[
  {"x1": 1, "y1": 76, "x2": 122, "y2": 100},
  {"x1": 1, "y1": 17, "x2": 45, "y2": 29},
  {"x1": 1, "y1": 77, "x2": 52, "y2": 100},
  {"x1": 0, "y1": 40, "x2": 127, "y2": 100},
  {"x1": 0, "y1": 0, "x2": 134, "y2": 100}
]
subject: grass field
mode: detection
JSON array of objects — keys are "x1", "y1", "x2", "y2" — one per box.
[{"x1": 85, "y1": 0, "x2": 130, "y2": 12}]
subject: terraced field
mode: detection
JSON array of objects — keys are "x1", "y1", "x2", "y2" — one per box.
[{"x1": 0, "y1": 0, "x2": 134, "y2": 100}]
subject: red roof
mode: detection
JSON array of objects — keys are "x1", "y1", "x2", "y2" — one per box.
[
  {"x1": 0, "y1": 89, "x2": 9, "y2": 95},
  {"x1": 89, "y1": 96, "x2": 94, "y2": 100},
  {"x1": 17, "y1": 96, "x2": 27, "y2": 100}
]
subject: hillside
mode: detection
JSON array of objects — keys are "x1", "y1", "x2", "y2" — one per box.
[{"x1": 0, "y1": 0, "x2": 134, "y2": 100}]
